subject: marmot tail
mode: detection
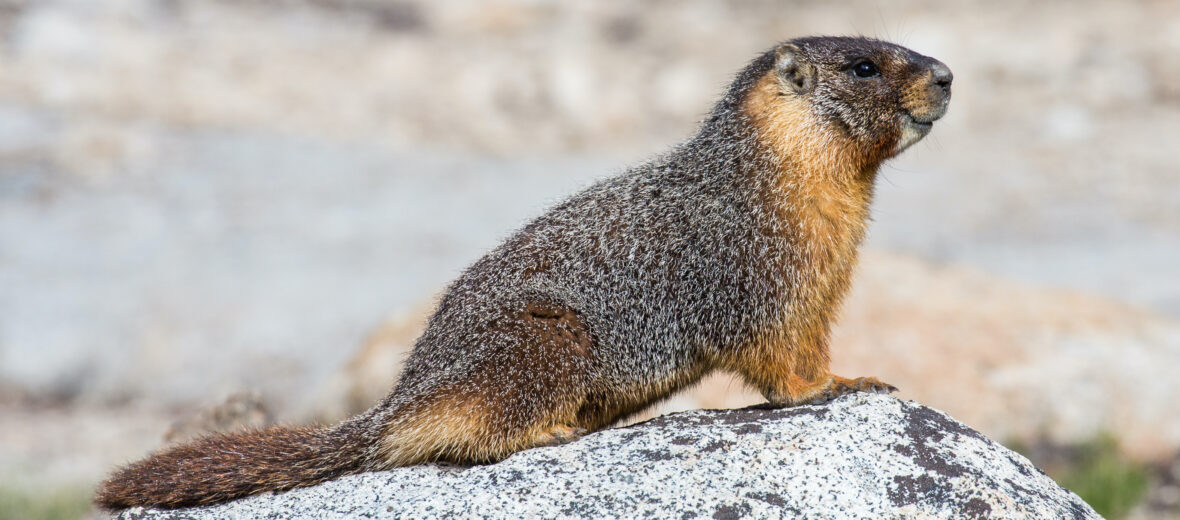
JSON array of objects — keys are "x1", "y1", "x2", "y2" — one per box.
[{"x1": 94, "y1": 422, "x2": 373, "y2": 509}]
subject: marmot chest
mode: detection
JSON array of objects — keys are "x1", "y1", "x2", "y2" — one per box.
[{"x1": 776, "y1": 179, "x2": 873, "y2": 323}]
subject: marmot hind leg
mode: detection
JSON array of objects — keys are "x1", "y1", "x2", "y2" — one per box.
[
  {"x1": 375, "y1": 301, "x2": 598, "y2": 465},
  {"x1": 531, "y1": 424, "x2": 589, "y2": 447},
  {"x1": 373, "y1": 392, "x2": 592, "y2": 466}
]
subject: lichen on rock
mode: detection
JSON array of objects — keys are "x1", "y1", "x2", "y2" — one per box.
[{"x1": 118, "y1": 393, "x2": 1098, "y2": 520}]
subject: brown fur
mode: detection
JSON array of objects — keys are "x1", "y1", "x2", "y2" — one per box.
[
  {"x1": 371, "y1": 302, "x2": 601, "y2": 466},
  {"x1": 95, "y1": 37, "x2": 950, "y2": 510},
  {"x1": 94, "y1": 425, "x2": 370, "y2": 509}
]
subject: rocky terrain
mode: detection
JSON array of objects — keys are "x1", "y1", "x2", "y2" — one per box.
[
  {"x1": 115, "y1": 395, "x2": 1100, "y2": 520},
  {"x1": 0, "y1": 0, "x2": 1177, "y2": 518}
]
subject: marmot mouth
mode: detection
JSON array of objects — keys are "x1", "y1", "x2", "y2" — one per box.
[
  {"x1": 905, "y1": 114, "x2": 936, "y2": 130},
  {"x1": 895, "y1": 113, "x2": 938, "y2": 154}
]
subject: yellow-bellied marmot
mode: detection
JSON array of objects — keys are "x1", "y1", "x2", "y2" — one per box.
[{"x1": 96, "y1": 35, "x2": 952, "y2": 509}]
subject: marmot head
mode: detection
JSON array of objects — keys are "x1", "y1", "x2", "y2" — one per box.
[{"x1": 742, "y1": 36, "x2": 952, "y2": 170}]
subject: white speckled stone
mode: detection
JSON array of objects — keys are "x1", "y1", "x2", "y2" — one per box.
[{"x1": 118, "y1": 394, "x2": 1098, "y2": 520}]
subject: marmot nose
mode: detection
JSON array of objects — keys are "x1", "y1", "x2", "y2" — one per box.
[{"x1": 930, "y1": 61, "x2": 953, "y2": 94}]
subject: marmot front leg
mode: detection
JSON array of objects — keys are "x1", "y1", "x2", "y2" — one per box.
[
  {"x1": 732, "y1": 344, "x2": 896, "y2": 407},
  {"x1": 789, "y1": 375, "x2": 897, "y2": 405}
]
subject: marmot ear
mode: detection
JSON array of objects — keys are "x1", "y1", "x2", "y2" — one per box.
[{"x1": 775, "y1": 44, "x2": 816, "y2": 94}]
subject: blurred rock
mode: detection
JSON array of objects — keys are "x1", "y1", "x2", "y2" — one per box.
[
  {"x1": 0, "y1": 402, "x2": 172, "y2": 492},
  {"x1": 163, "y1": 391, "x2": 273, "y2": 445},
  {"x1": 54, "y1": 120, "x2": 157, "y2": 179},
  {"x1": 2, "y1": 0, "x2": 1174, "y2": 159},
  {"x1": 836, "y1": 251, "x2": 1180, "y2": 461},
  {"x1": 313, "y1": 299, "x2": 436, "y2": 419}
]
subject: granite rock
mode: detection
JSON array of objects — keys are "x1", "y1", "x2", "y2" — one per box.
[{"x1": 118, "y1": 393, "x2": 1098, "y2": 520}]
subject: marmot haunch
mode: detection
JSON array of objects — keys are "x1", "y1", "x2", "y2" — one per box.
[{"x1": 96, "y1": 36, "x2": 952, "y2": 509}]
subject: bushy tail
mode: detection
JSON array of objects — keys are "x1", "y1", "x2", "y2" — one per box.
[{"x1": 94, "y1": 423, "x2": 374, "y2": 510}]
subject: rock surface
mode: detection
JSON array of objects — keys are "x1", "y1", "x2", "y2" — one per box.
[{"x1": 117, "y1": 394, "x2": 1097, "y2": 520}]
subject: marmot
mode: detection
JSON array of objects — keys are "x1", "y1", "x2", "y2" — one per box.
[{"x1": 96, "y1": 36, "x2": 952, "y2": 509}]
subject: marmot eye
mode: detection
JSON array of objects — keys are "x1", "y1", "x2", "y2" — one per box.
[{"x1": 852, "y1": 61, "x2": 879, "y2": 78}]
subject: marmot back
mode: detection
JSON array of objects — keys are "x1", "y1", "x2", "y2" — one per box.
[{"x1": 96, "y1": 36, "x2": 952, "y2": 510}]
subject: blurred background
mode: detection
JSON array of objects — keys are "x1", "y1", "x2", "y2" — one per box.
[{"x1": 1, "y1": 0, "x2": 1178, "y2": 518}]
